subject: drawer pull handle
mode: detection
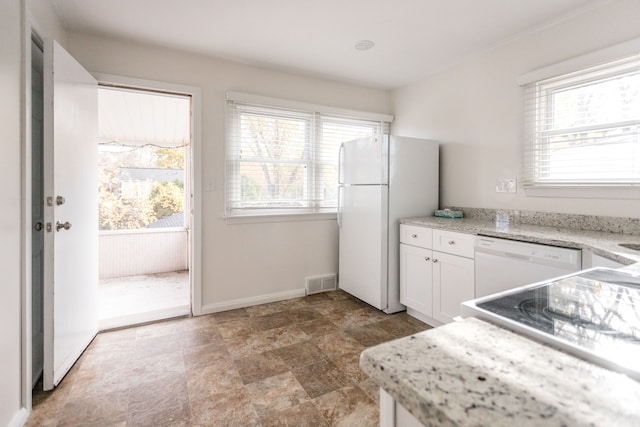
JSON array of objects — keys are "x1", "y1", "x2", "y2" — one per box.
[
  {"x1": 424, "y1": 257, "x2": 430, "y2": 262},
  {"x1": 411, "y1": 234, "x2": 418, "y2": 238},
  {"x1": 448, "y1": 240, "x2": 455, "y2": 245}
]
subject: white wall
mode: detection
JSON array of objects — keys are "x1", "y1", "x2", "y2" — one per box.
[
  {"x1": 1, "y1": 0, "x2": 24, "y2": 424},
  {"x1": 64, "y1": 33, "x2": 392, "y2": 310},
  {"x1": 27, "y1": 0, "x2": 68, "y2": 44},
  {"x1": 391, "y1": 0, "x2": 640, "y2": 217}
]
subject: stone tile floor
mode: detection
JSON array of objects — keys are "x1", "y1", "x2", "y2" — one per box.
[{"x1": 28, "y1": 290, "x2": 431, "y2": 426}]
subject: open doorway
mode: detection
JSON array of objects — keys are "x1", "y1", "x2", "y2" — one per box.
[{"x1": 96, "y1": 85, "x2": 192, "y2": 330}]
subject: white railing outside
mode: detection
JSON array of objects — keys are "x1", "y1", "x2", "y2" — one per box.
[{"x1": 99, "y1": 228, "x2": 188, "y2": 279}]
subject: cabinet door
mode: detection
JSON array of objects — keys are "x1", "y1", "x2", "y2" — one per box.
[
  {"x1": 400, "y1": 244, "x2": 433, "y2": 316},
  {"x1": 432, "y1": 252, "x2": 474, "y2": 324}
]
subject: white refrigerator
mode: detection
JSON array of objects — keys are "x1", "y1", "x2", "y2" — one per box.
[{"x1": 338, "y1": 134, "x2": 439, "y2": 313}]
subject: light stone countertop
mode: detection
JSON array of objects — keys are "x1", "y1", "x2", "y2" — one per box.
[
  {"x1": 360, "y1": 317, "x2": 640, "y2": 427},
  {"x1": 363, "y1": 215, "x2": 640, "y2": 426},
  {"x1": 400, "y1": 216, "x2": 640, "y2": 266}
]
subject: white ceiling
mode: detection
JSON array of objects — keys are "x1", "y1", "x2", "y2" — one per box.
[{"x1": 50, "y1": 0, "x2": 607, "y2": 89}]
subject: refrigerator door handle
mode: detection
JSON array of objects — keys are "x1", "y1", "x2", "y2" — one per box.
[
  {"x1": 337, "y1": 186, "x2": 343, "y2": 228},
  {"x1": 338, "y1": 143, "x2": 345, "y2": 185}
]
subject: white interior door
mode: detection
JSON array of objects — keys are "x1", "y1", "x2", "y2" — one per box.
[{"x1": 43, "y1": 41, "x2": 98, "y2": 390}]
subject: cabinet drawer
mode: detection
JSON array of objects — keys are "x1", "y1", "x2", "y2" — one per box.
[
  {"x1": 400, "y1": 225, "x2": 432, "y2": 248},
  {"x1": 432, "y1": 229, "x2": 474, "y2": 258}
]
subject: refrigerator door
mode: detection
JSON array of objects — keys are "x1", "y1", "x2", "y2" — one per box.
[
  {"x1": 338, "y1": 184, "x2": 388, "y2": 310},
  {"x1": 339, "y1": 135, "x2": 388, "y2": 185}
]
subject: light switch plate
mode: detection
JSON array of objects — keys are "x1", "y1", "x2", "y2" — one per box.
[{"x1": 496, "y1": 178, "x2": 517, "y2": 193}]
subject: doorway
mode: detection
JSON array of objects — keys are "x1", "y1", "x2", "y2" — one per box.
[
  {"x1": 96, "y1": 85, "x2": 193, "y2": 330},
  {"x1": 23, "y1": 31, "x2": 202, "y2": 405},
  {"x1": 30, "y1": 36, "x2": 44, "y2": 390}
]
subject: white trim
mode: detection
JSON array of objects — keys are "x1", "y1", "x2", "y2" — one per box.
[
  {"x1": 90, "y1": 73, "x2": 203, "y2": 316},
  {"x1": 517, "y1": 36, "x2": 640, "y2": 86},
  {"x1": 9, "y1": 408, "x2": 29, "y2": 427},
  {"x1": 201, "y1": 289, "x2": 306, "y2": 315},
  {"x1": 226, "y1": 91, "x2": 394, "y2": 123},
  {"x1": 99, "y1": 305, "x2": 191, "y2": 331},
  {"x1": 406, "y1": 307, "x2": 442, "y2": 328},
  {"x1": 20, "y1": 3, "x2": 45, "y2": 412},
  {"x1": 225, "y1": 212, "x2": 336, "y2": 225}
]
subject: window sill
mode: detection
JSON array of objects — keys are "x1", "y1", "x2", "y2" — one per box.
[
  {"x1": 524, "y1": 186, "x2": 640, "y2": 200},
  {"x1": 224, "y1": 212, "x2": 337, "y2": 225}
]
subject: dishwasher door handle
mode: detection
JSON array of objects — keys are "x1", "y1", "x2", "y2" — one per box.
[
  {"x1": 501, "y1": 252, "x2": 531, "y2": 261},
  {"x1": 476, "y1": 248, "x2": 531, "y2": 262}
]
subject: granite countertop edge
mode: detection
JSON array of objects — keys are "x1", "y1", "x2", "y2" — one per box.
[
  {"x1": 400, "y1": 216, "x2": 640, "y2": 266},
  {"x1": 360, "y1": 317, "x2": 640, "y2": 427}
]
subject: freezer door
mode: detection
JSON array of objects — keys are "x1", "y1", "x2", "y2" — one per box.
[
  {"x1": 339, "y1": 135, "x2": 388, "y2": 185},
  {"x1": 338, "y1": 185, "x2": 388, "y2": 310}
]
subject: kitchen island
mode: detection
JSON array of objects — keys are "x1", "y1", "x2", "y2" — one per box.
[{"x1": 360, "y1": 315, "x2": 640, "y2": 427}]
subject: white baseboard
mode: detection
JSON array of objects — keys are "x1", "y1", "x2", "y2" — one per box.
[
  {"x1": 99, "y1": 305, "x2": 191, "y2": 331},
  {"x1": 201, "y1": 288, "x2": 306, "y2": 315},
  {"x1": 406, "y1": 307, "x2": 442, "y2": 328},
  {"x1": 9, "y1": 408, "x2": 29, "y2": 427}
]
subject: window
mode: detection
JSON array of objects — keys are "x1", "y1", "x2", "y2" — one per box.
[
  {"x1": 225, "y1": 94, "x2": 390, "y2": 217},
  {"x1": 522, "y1": 54, "x2": 640, "y2": 188}
]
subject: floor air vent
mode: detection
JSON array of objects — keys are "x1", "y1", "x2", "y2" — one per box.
[{"x1": 305, "y1": 274, "x2": 337, "y2": 295}]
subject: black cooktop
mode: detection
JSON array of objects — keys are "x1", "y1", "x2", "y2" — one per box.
[{"x1": 477, "y1": 268, "x2": 640, "y2": 377}]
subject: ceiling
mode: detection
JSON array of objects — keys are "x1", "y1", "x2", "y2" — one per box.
[{"x1": 50, "y1": 0, "x2": 607, "y2": 89}]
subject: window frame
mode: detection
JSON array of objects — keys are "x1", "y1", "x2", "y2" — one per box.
[
  {"x1": 225, "y1": 93, "x2": 392, "y2": 220},
  {"x1": 519, "y1": 38, "x2": 640, "y2": 198}
]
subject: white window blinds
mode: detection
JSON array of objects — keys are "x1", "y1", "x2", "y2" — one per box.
[
  {"x1": 522, "y1": 54, "x2": 640, "y2": 187},
  {"x1": 226, "y1": 96, "x2": 390, "y2": 217}
]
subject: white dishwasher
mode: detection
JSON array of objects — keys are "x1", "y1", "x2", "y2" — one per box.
[{"x1": 475, "y1": 236, "x2": 582, "y2": 298}]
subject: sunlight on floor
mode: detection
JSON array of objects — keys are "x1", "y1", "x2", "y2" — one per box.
[{"x1": 98, "y1": 270, "x2": 190, "y2": 330}]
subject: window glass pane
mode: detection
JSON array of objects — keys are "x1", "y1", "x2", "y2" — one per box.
[
  {"x1": 550, "y1": 72, "x2": 640, "y2": 130},
  {"x1": 240, "y1": 162, "x2": 306, "y2": 204},
  {"x1": 240, "y1": 113, "x2": 308, "y2": 161},
  {"x1": 546, "y1": 127, "x2": 640, "y2": 181},
  {"x1": 238, "y1": 112, "x2": 309, "y2": 206},
  {"x1": 320, "y1": 119, "x2": 380, "y2": 206}
]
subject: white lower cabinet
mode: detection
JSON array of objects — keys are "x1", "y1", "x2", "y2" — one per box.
[
  {"x1": 432, "y1": 251, "x2": 475, "y2": 324},
  {"x1": 400, "y1": 225, "x2": 475, "y2": 325},
  {"x1": 380, "y1": 388, "x2": 424, "y2": 427},
  {"x1": 399, "y1": 244, "x2": 433, "y2": 317}
]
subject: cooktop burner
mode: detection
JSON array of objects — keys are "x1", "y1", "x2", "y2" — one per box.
[{"x1": 469, "y1": 268, "x2": 640, "y2": 380}]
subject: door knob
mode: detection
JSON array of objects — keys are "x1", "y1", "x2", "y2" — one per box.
[
  {"x1": 56, "y1": 221, "x2": 72, "y2": 231},
  {"x1": 34, "y1": 222, "x2": 43, "y2": 232},
  {"x1": 56, "y1": 195, "x2": 66, "y2": 205}
]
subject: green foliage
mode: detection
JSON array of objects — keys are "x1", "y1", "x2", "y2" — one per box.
[
  {"x1": 98, "y1": 165, "x2": 156, "y2": 230},
  {"x1": 98, "y1": 145, "x2": 185, "y2": 230},
  {"x1": 149, "y1": 181, "x2": 184, "y2": 220},
  {"x1": 155, "y1": 148, "x2": 184, "y2": 169}
]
